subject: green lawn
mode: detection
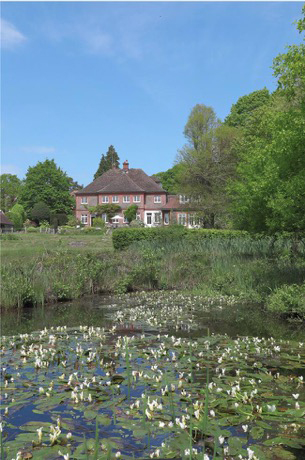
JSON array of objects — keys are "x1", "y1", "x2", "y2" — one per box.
[{"x1": 1, "y1": 232, "x2": 113, "y2": 263}]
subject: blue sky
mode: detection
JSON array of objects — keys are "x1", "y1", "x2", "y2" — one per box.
[{"x1": 1, "y1": 1, "x2": 303, "y2": 186}]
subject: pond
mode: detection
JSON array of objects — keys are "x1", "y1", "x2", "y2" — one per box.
[{"x1": 1, "y1": 292, "x2": 305, "y2": 460}]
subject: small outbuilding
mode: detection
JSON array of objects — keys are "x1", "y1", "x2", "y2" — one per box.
[{"x1": 0, "y1": 210, "x2": 14, "y2": 232}]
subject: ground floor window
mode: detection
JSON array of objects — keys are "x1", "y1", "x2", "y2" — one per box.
[
  {"x1": 81, "y1": 214, "x2": 88, "y2": 224},
  {"x1": 136, "y1": 213, "x2": 141, "y2": 221},
  {"x1": 164, "y1": 212, "x2": 169, "y2": 224},
  {"x1": 154, "y1": 212, "x2": 161, "y2": 224},
  {"x1": 178, "y1": 213, "x2": 187, "y2": 226}
]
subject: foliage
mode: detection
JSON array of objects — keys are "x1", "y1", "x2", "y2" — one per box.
[
  {"x1": 92, "y1": 217, "x2": 106, "y2": 229},
  {"x1": 50, "y1": 212, "x2": 69, "y2": 228},
  {"x1": 0, "y1": 233, "x2": 19, "y2": 240},
  {"x1": 224, "y1": 88, "x2": 271, "y2": 127},
  {"x1": 229, "y1": 93, "x2": 305, "y2": 233},
  {"x1": 272, "y1": 5, "x2": 305, "y2": 110},
  {"x1": 87, "y1": 203, "x2": 121, "y2": 221},
  {"x1": 66, "y1": 215, "x2": 79, "y2": 227},
  {"x1": 7, "y1": 209, "x2": 23, "y2": 230},
  {"x1": 20, "y1": 159, "x2": 74, "y2": 215},
  {"x1": 129, "y1": 219, "x2": 145, "y2": 228},
  {"x1": 267, "y1": 283, "x2": 305, "y2": 318},
  {"x1": 113, "y1": 226, "x2": 188, "y2": 250},
  {"x1": 176, "y1": 104, "x2": 239, "y2": 227},
  {"x1": 152, "y1": 164, "x2": 185, "y2": 194},
  {"x1": 94, "y1": 145, "x2": 120, "y2": 179},
  {"x1": 0, "y1": 174, "x2": 22, "y2": 212},
  {"x1": 124, "y1": 204, "x2": 138, "y2": 223},
  {"x1": 31, "y1": 201, "x2": 51, "y2": 224}
]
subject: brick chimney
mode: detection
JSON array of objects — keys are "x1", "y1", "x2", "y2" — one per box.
[{"x1": 123, "y1": 160, "x2": 129, "y2": 172}]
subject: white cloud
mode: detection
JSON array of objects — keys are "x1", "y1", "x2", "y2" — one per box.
[
  {"x1": 21, "y1": 146, "x2": 56, "y2": 155},
  {"x1": 1, "y1": 18, "x2": 27, "y2": 50}
]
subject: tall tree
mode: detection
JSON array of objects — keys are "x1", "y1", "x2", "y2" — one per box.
[
  {"x1": 152, "y1": 164, "x2": 184, "y2": 194},
  {"x1": 176, "y1": 104, "x2": 238, "y2": 227},
  {"x1": 20, "y1": 159, "x2": 74, "y2": 215},
  {"x1": 94, "y1": 145, "x2": 120, "y2": 179},
  {"x1": 229, "y1": 7, "x2": 305, "y2": 233},
  {"x1": 0, "y1": 174, "x2": 22, "y2": 212},
  {"x1": 272, "y1": 5, "x2": 305, "y2": 111},
  {"x1": 224, "y1": 88, "x2": 271, "y2": 128}
]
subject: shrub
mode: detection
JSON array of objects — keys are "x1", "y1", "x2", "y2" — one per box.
[
  {"x1": 185, "y1": 229, "x2": 250, "y2": 241},
  {"x1": 26, "y1": 226, "x2": 39, "y2": 233},
  {"x1": 112, "y1": 226, "x2": 188, "y2": 250},
  {"x1": 129, "y1": 219, "x2": 145, "y2": 228},
  {"x1": 92, "y1": 217, "x2": 106, "y2": 229},
  {"x1": 266, "y1": 283, "x2": 305, "y2": 318}
]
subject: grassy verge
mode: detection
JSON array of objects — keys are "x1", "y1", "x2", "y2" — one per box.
[{"x1": 1, "y1": 233, "x2": 305, "y2": 317}]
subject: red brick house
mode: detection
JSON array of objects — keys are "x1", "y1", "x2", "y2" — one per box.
[{"x1": 75, "y1": 161, "x2": 199, "y2": 227}]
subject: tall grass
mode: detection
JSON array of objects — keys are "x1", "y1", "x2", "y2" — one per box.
[{"x1": 1, "y1": 234, "x2": 304, "y2": 313}]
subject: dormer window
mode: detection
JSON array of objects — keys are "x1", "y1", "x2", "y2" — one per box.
[
  {"x1": 179, "y1": 195, "x2": 189, "y2": 204},
  {"x1": 81, "y1": 197, "x2": 88, "y2": 204}
]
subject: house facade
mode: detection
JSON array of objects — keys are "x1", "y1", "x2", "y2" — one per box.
[{"x1": 75, "y1": 161, "x2": 199, "y2": 227}]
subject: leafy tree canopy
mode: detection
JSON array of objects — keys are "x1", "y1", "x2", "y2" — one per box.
[
  {"x1": 20, "y1": 159, "x2": 74, "y2": 215},
  {"x1": 272, "y1": 5, "x2": 305, "y2": 111},
  {"x1": 176, "y1": 104, "x2": 238, "y2": 227},
  {"x1": 0, "y1": 174, "x2": 23, "y2": 212},
  {"x1": 31, "y1": 201, "x2": 51, "y2": 224},
  {"x1": 94, "y1": 145, "x2": 120, "y2": 179},
  {"x1": 87, "y1": 203, "x2": 121, "y2": 221},
  {"x1": 152, "y1": 164, "x2": 185, "y2": 194},
  {"x1": 224, "y1": 88, "x2": 271, "y2": 128}
]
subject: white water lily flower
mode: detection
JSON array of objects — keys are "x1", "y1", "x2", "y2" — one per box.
[
  {"x1": 295, "y1": 402, "x2": 300, "y2": 409},
  {"x1": 145, "y1": 408, "x2": 152, "y2": 420},
  {"x1": 36, "y1": 427, "x2": 43, "y2": 442},
  {"x1": 242, "y1": 424, "x2": 248, "y2": 432},
  {"x1": 218, "y1": 435, "x2": 225, "y2": 445},
  {"x1": 159, "y1": 421, "x2": 165, "y2": 428},
  {"x1": 210, "y1": 409, "x2": 215, "y2": 417},
  {"x1": 292, "y1": 394, "x2": 299, "y2": 399},
  {"x1": 247, "y1": 447, "x2": 255, "y2": 459},
  {"x1": 115, "y1": 452, "x2": 121, "y2": 458},
  {"x1": 194, "y1": 409, "x2": 200, "y2": 420},
  {"x1": 267, "y1": 404, "x2": 276, "y2": 412}
]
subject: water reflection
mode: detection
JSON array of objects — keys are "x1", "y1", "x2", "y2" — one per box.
[{"x1": 2, "y1": 293, "x2": 304, "y2": 341}]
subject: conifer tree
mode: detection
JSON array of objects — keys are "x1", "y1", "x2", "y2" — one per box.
[{"x1": 94, "y1": 146, "x2": 120, "y2": 179}]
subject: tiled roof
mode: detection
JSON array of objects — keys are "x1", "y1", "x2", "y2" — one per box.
[
  {"x1": 0, "y1": 211, "x2": 13, "y2": 225},
  {"x1": 77, "y1": 168, "x2": 166, "y2": 194}
]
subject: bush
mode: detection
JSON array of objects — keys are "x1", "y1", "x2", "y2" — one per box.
[
  {"x1": 266, "y1": 283, "x2": 305, "y2": 318},
  {"x1": 129, "y1": 219, "x2": 145, "y2": 228},
  {"x1": 112, "y1": 226, "x2": 188, "y2": 250},
  {"x1": 26, "y1": 226, "x2": 39, "y2": 233},
  {"x1": 92, "y1": 217, "x2": 106, "y2": 229}
]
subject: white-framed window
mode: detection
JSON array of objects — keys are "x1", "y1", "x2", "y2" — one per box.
[
  {"x1": 123, "y1": 196, "x2": 130, "y2": 203},
  {"x1": 133, "y1": 196, "x2": 141, "y2": 203},
  {"x1": 123, "y1": 215, "x2": 128, "y2": 223},
  {"x1": 154, "y1": 195, "x2": 161, "y2": 203},
  {"x1": 112, "y1": 196, "x2": 119, "y2": 203},
  {"x1": 101, "y1": 213, "x2": 108, "y2": 223},
  {"x1": 81, "y1": 197, "x2": 88, "y2": 204},
  {"x1": 154, "y1": 212, "x2": 161, "y2": 224},
  {"x1": 81, "y1": 214, "x2": 88, "y2": 224},
  {"x1": 102, "y1": 196, "x2": 109, "y2": 203},
  {"x1": 178, "y1": 213, "x2": 187, "y2": 226},
  {"x1": 179, "y1": 195, "x2": 189, "y2": 204},
  {"x1": 112, "y1": 217, "x2": 119, "y2": 224}
]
